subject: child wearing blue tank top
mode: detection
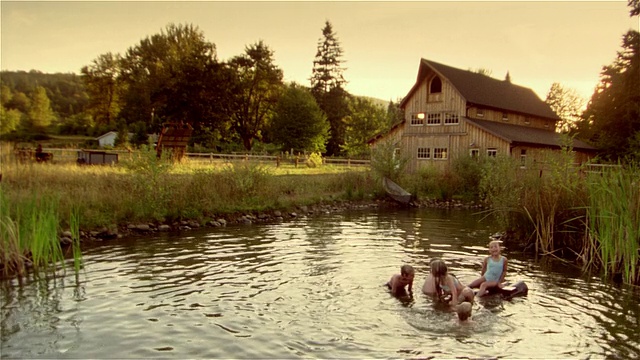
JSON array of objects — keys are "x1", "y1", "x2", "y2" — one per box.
[{"x1": 469, "y1": 240, "x2": 508, "y2": 297}]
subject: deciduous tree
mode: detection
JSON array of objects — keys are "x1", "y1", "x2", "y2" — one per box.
[
  {"x1": 270, "y1": 83, "x2": 329, "y2": 153},
  {"x1": 27, "y1": 86, "x2": 55, "y2": 132},
  {"x1": 342, "y1": 97, "x2": 389, "y2": 157},
  {"x1": 227, "y1": 41, "x2": 284, "y2": 151},
  {"x1": 545, "y1": 82, "x2": 585, "y2": 133}
]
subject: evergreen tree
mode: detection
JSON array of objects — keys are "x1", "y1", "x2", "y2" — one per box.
[
  {"x1": 310, "y1": 21, "x2": 347, "y2": 95},
  {"x1": 579, "y1": 30, "x2": 639, "y2": 160},
  {"x1": 310, "y1": 21, "x2": 350, "y2": 156}
]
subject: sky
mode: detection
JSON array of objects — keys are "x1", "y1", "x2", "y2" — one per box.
[{"x1": 1, "y1": 1, "x2": 638, "y2": 103}]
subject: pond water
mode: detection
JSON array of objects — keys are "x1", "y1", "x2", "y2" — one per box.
[{"x1": 2, "y1": 208, "x2": 639, "y2": 358}]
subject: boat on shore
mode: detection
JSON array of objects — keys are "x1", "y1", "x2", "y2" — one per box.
[{"x1": 382, "y1": 177, "x2": 412, "y2": 205}]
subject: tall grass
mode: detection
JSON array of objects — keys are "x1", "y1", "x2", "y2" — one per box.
[
  {"x1": 0, "y1": 189, "x2": 76, "y2": 278},
  {"x1": 584, "y1": 164, "x2": 640, "y2": 284}
]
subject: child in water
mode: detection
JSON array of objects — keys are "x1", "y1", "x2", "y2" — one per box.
[
  {"x1": 455, "y1": 301, "x2": 473, "y2": 323},
  {"x1": 469, "y1": 240, "x2": 508, "y2": 296},
  {"x1": 422, "y1": 258, "x2": 474, "y2": 306},
  {"x1": 386, "y1": 264, "x2": 415, "y2": 296}
]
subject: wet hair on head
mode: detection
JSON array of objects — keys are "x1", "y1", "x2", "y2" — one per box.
[
  {"x1": 430, "y1": 259, "x2": 448, "y2": 277},
  {"x1": 401, "y1": 264, "x2": 414, "y2": 276},
  {"x1": 488, "y1": 240, "x2": 503, "y2": 248}
]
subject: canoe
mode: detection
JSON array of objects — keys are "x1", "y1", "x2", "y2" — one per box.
[{"x1": 382, "y1": 177, "x2": 412, "y2": 205}]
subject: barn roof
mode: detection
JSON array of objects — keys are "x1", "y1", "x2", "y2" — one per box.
[
  {"x1": 401, "y1": 59, "x2": 560, "y2": 121},
  {"x1": 466, "y1": 118, "x2": 596, "y2": 151}
]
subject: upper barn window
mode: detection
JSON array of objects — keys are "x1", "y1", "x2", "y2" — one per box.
[{"x1": 429, "y1": 76, "x2": 442, "y2": 94}]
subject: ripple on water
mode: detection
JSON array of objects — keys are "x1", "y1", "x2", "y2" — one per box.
[{"x1": 1, "y1": 209, "x2": 639, "y2": 358}]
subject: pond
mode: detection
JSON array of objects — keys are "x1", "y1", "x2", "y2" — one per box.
[{"x1": 1, "y1": 208, "x2": 639, "y2": 358}]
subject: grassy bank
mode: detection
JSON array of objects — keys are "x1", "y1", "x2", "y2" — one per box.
[
  {"x1": 1, "y1": 143, "x2": 381, "y2": 276},
  {"x1": 2, "y1": 141, "x2": 638, "y2": 284}
]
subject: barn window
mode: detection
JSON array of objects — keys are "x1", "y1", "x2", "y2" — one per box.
[
  {"x1": 477, "y1": 109, "x2": 485, "y2": 118},
  {"x1": 444, "y1": 113, "x2": 459, "y2": 125},
  {"x1": 411, "y1": 113, "x2": 425, "y2": 125},
  {"x1": 470, "y1": 149, "x2": 480, "y2": 158},
  {"x1": 430, "y1": 76, "x2": 442, "y2": 94},
  {"x1": 433, "y1": 148, "x2": 448, "y2": 159},
  {"x1": 520, "y1": 149, "x2": 527, "y2": 167},
  {"x1": 502, "y1": 112, "x2": 509, "y2": 121},
  {"x1": 417, "y1": 147, "x2": 431, "y2": 159},
  {"x1": 427, "y1": 113, "x2": 441, "y2": 125},
  {"x1": 487, "y1": 148, "x2": 497, "y2": 157}
]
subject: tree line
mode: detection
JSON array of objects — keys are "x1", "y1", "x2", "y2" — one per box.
[
  {"x1": 1, "y1": 6, "x2": 638, "y2": 160},
  {"x1": 0, "y1": 21, "x2": 402, "y2": 157}
]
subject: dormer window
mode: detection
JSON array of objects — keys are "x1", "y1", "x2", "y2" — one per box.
[
  {"x1": 429, "y1": 76, "x2": 442, "y2": 94},
  {"x1": 477, "y1": 109, "x2": 484, "y2": 118},
  {"x1": 502, "y1": 112, "x2": 509, "y2": 121}
]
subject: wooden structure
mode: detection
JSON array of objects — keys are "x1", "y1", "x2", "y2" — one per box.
[
  {"x1": 77, "y1": 150, "x2": 118, "y2": 165},
  {"x1": 156, "y1": 122, "x2": 193, "y2": 161},
  {"x1": 382, "y1": 177, "x2": 413, "y2": 205},
  {"x1": 369, "y1": 58, "x2": 597, "y2": 173}
]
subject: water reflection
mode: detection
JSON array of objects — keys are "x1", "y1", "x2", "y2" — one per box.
[{"x1": 1, "y1": 208, "x2": 638, "y2": 358}]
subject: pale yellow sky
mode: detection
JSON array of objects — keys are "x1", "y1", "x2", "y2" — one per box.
[{"x1": 1, "y1": 1, "x2": 638, "y2": 102}]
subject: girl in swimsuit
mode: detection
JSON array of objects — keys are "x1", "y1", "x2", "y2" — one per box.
[
  {"x1": 469, "y1": 240, "x2": 508, "y2": 296},
  {"x1": 422, "y1": 258, "x2": 474, "y2": 306}
]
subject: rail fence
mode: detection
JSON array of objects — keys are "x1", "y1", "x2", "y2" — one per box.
[{"x1": 16, "y1": 148, "x2": 371, "y2": 167}]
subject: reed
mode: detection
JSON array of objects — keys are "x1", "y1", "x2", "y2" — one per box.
[{"x1": 584, "y1": 164, "x2": 639, "y2": 283}]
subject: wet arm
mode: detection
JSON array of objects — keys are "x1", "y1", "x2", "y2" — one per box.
[
  {"x1": 499, "y1": 258, "x2": 508, "y2": 283},
  {"x1": 480, "y1": 257, "x2": 488, "y2": 276}
]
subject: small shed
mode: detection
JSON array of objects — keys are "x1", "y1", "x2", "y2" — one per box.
[
  {"x1": 96, "y1": 131, "x2": 118, "y2": 147},
  {"x1": 77, "y1": 150, "x2": 118, "y2": 165},
  {"x1": 156, "y1": 122, "x2": 193, "y2": 160}
]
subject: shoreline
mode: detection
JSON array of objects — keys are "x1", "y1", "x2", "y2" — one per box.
[{"x1": 62, "y1": 198, "x2": 487, "y2": 245}]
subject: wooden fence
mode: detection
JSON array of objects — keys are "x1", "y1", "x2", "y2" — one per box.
[{"x1": 23, "y1": 148, "x2": 371, "y2": 167}]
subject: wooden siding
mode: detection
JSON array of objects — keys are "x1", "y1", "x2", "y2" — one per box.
[{"x1": 467, "y1": 107, "x2": 556, "y2": 130}]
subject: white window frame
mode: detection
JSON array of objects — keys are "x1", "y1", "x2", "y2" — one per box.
[
  {"x1": 417, "y1": 147, "x2": 431, "y2": 159},
  {"x1": 520, "y1": 149, "x2": 527, "y2": 168},
  {"x1": 433, "y1": 148, "x2": 448, "y2": 160},
  {"x1": 487, "y1": 148, "x2": 497, "y2": 157},
  {"x1": 410, "y1": 112, "x2": 425, "y2": 126},
  {"x1": 444, "y1": 113, "x2": 459, "y2": 125},
  {"x1": 427, "y1": 113, "x2": 441, "y2": 125},
  {"x1": 470, "y1": 149, "x2": 480, "y2": 158}
]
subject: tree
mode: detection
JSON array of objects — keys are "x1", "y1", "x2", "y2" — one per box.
[
  {"x1": 81, "y1": 52, "x2": 122, "y2": 127},
  {"x1": 579, "y1": 30, "x2": 640, "y2": 160},
  {"x1": 27, "y1": 86, "x2": 55, "y2": 132},
  {"x1": 118, "y1": 23, "x2": 223, "y2": 134},
  {"x1": 342, "y1": 97, "x2": 389, "y2": 157},
  {"x1": 0, "y1": 105, "x2": 22, "y2": 135},
  {"x1": 545, "y1": 82, "x2": 585, "y2": 133},
  {"x1": 629, "y1": 0, "x2": 639, "y2": 16},
  {"x1": 227, "y1": 41, "x2": 284, "y2": 150},
  {"x1": 310, "y1": 21, "x2": 347, "y2": 95},
  {"x1": 310, "y1": 21, "x2": 350, "y2": 156},
  {"x1": 270, "y1": 83, "x2": 329, "y2": 153}
]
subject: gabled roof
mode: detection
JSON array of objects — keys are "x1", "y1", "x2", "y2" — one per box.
[
  {"x1": 466, "y1": 118, "x2": 596, "y2": 151},
  {"x1": 402, "y1": 59, "x2": 560, "y2": 121},
  {"x1": 96, "y1": 131, "x2": 117, "y2": 140}
]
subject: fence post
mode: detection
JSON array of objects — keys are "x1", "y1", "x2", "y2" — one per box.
[{"x1": 276, "y1": 156, "x2": 281, "y2": 167}]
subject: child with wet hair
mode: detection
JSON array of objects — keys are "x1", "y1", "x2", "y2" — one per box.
[
  {"x1": 422, "y1": 258, "x2": 474, "y2": 306},
  {"x1": 469, "y1": 240, "x2": 508, "y2": 297},
  {"x1": 386, "y1": 264, "x2": 415, "y2": 296},
  {"x1": 455, "y1": 301, "x2": 473, "y2": 322}
]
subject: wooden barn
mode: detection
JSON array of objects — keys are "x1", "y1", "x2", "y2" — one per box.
[{"x1": 370, "y1": 58, "x2": 596, "y2": 173}]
